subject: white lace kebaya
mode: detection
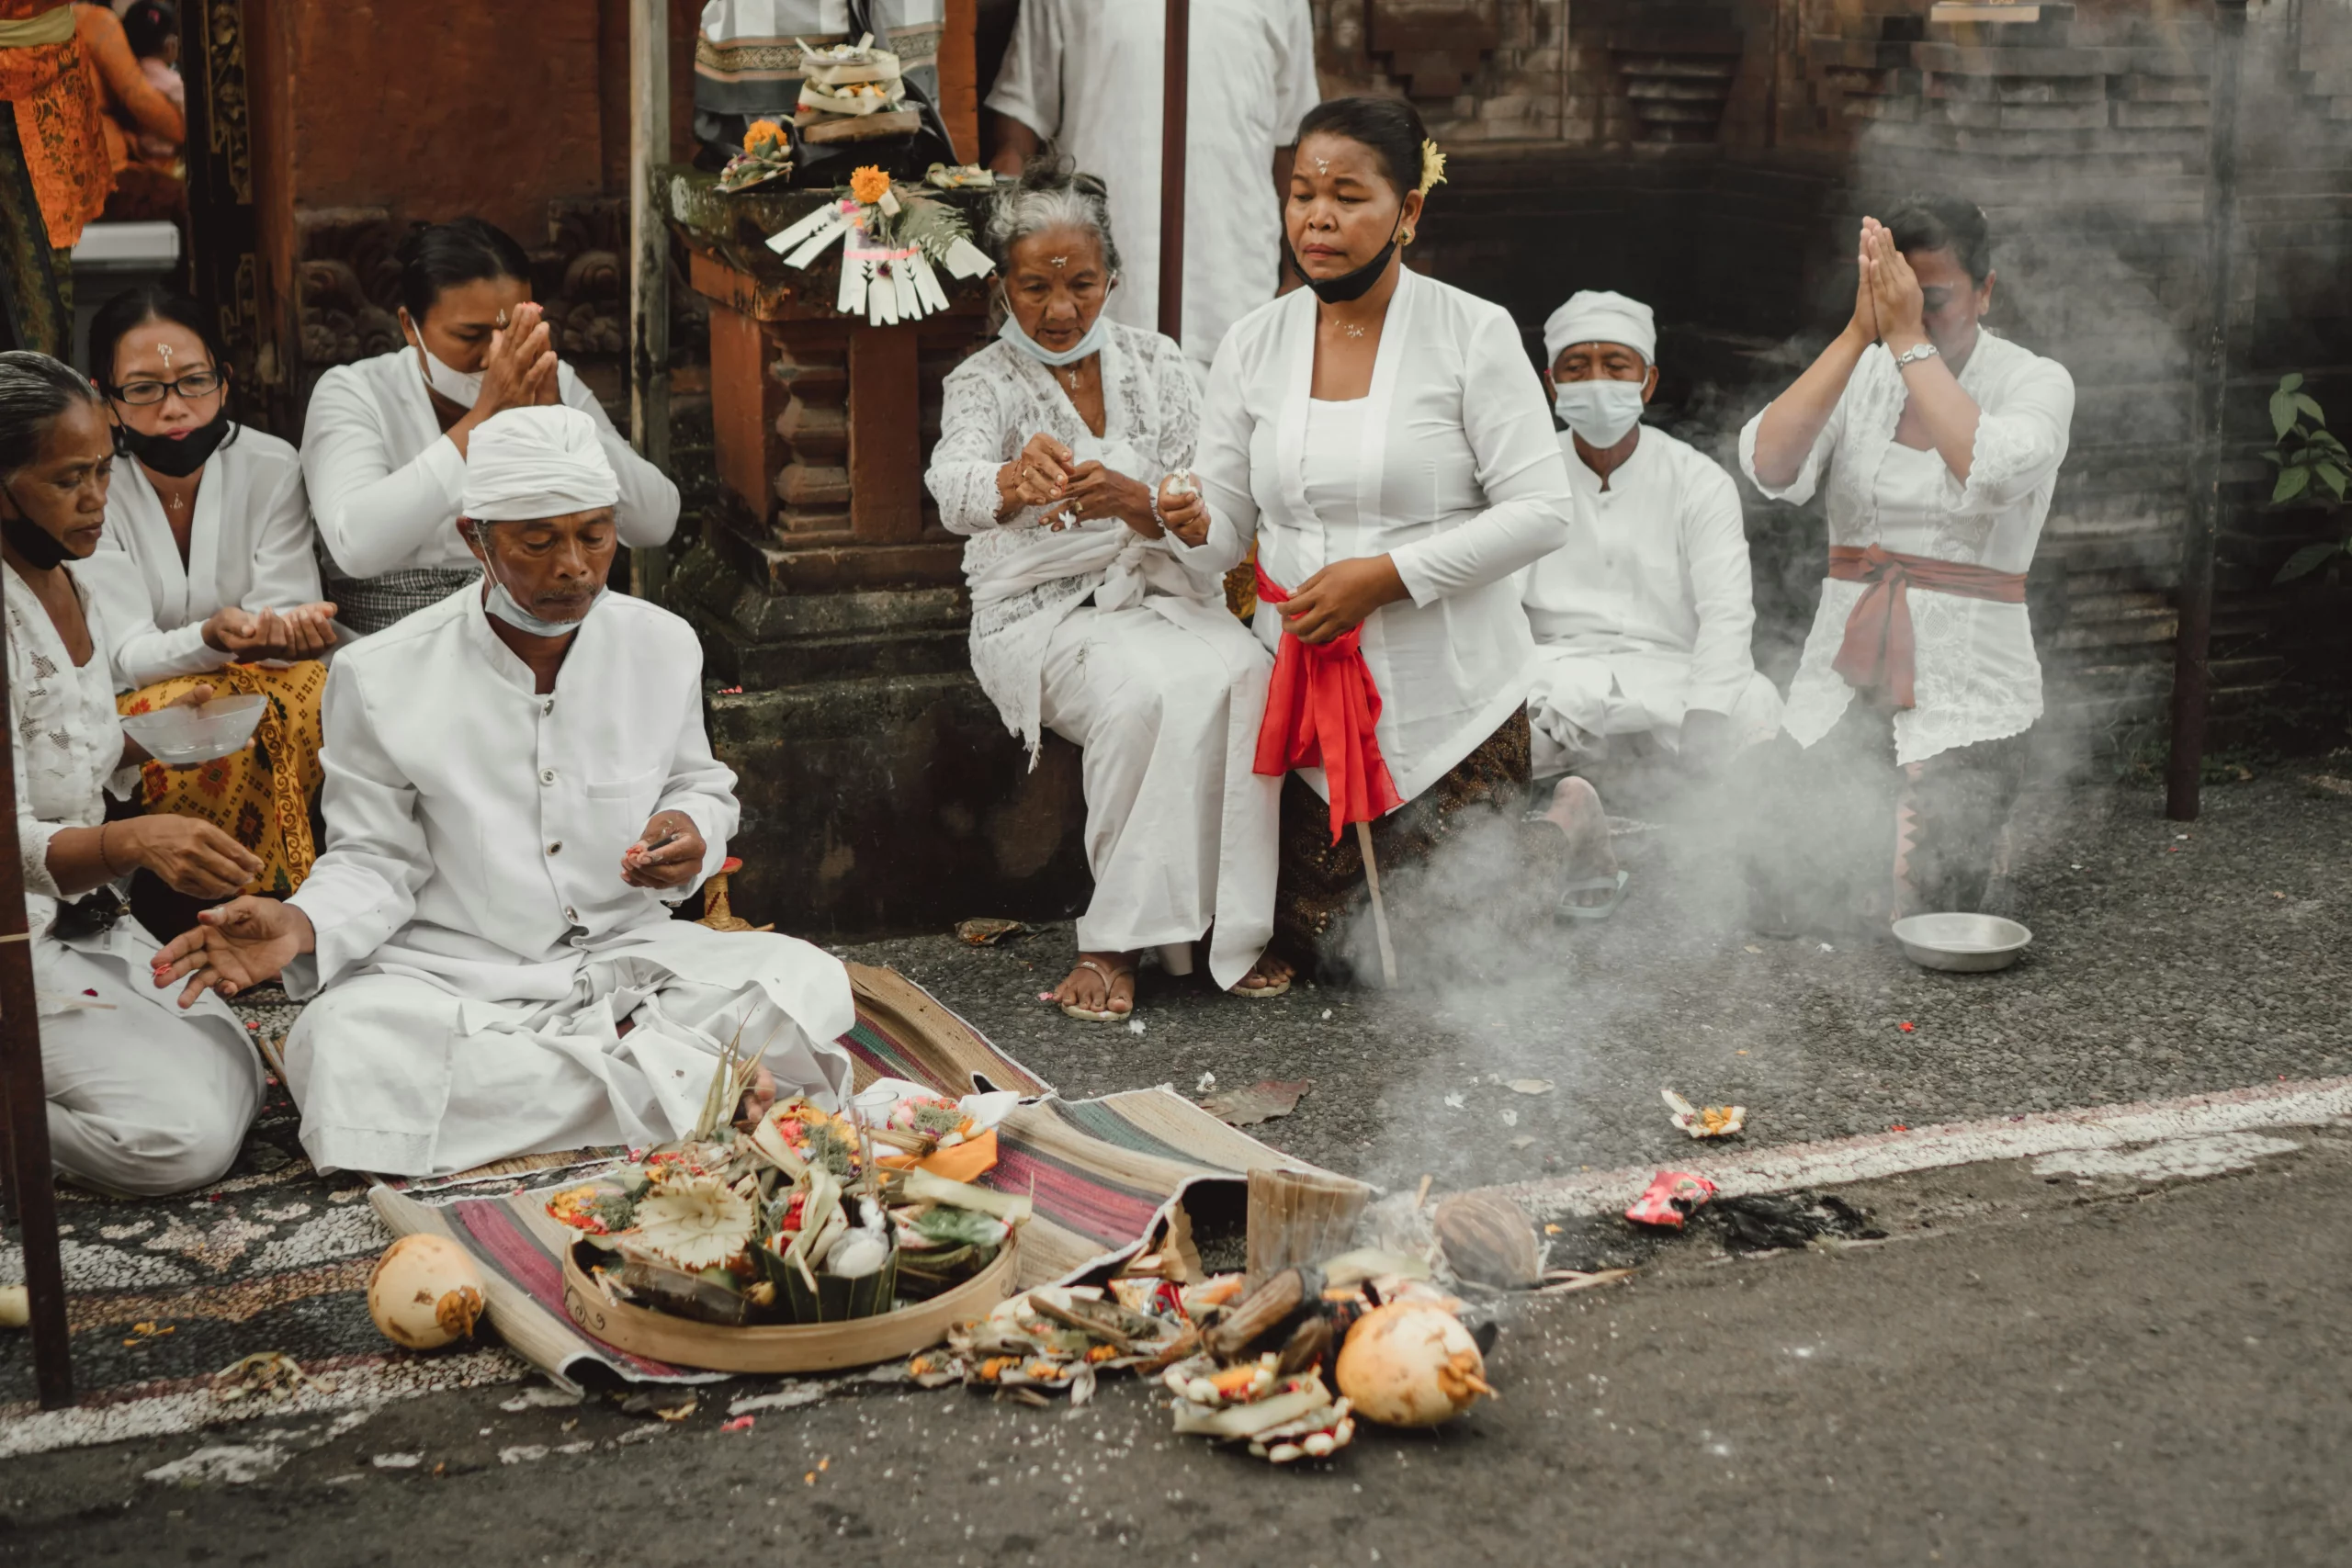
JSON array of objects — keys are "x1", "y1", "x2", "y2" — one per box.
[
  {"x1": 1737, "y1": 329, "x2": 2075, "y2": 767},
  {"x1": 926, "y1": 321, "x2": 1228, "y2": 759},
  {"x1": 923, "y1": 318, "x2": 1278, "y2": 992}
]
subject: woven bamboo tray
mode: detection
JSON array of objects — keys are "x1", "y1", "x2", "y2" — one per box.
[{"x1": 560, "y1": 1235, "x2": 1019, "y2": 1373}]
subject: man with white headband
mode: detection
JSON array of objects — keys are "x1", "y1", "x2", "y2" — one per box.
[
  {"x1": 1521, "y1": 290, "x2": 1781, "y2": 917},
  {"x1": 151, "y1": 406, "x2": 854, "y2": 1177}
]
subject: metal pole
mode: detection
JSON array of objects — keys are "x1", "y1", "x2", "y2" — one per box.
[
  {"x1": 628, "y1": 0, "x2": 673, "y2": 604},
  {"x1": 2165, "y1": 0, "x2": 2249, "y2": 821},
  {"x1": 1158, "y1": 0, "x2": 1191, "y2": 343},
  {"x1": 0, "y1": 616, "x2": 72, "y2": 1407}
]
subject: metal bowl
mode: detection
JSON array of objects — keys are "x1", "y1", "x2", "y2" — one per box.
[{"x1": 1891, "y1": 912, "x2": 2033, "y2": 973}]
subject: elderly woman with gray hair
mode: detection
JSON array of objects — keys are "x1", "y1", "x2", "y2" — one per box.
[{"x1": 924, "y1": 158, "x2": 1283, "y2": 1021}]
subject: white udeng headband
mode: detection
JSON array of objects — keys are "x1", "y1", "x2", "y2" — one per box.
[
  {"x1": 460, "y1": 406, "x2": 620, "y2": 522},
  {"x1": 1543, "y1": 289, "x2": 1657, "y2": 366}
]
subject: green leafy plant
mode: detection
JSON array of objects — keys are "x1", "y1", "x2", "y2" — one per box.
[{"x1": 2266, "y1": 374, "x2": 2350, "y2": 583}]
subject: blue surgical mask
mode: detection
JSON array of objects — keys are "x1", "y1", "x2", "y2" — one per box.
[
  {"x1": 1554, "y1": 378, "x2": 1646, "y2": 447},
  {"x1": 999, "y1": 308, "x2": 1111, "y2": 368}
]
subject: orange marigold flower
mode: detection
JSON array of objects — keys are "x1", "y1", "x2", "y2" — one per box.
[
  {"x1": 848, "y1": 164, "x2": 891, "y2": 206},
  {"x1": 744, "y1": 118, "x2": 786, "y2": 154}
]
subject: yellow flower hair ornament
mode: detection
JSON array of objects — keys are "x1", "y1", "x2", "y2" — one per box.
[{"x1": 1418, "y1": 139, "x2": 1448, "y2": 197}]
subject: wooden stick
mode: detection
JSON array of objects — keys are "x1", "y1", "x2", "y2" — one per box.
[
  {"x1": 1354, "y1": 818, "x2": 1397, "y2": 987},
  {"x1": 627, "y1": 0, "x2": 673, "y2": 604},
  {"x1": 1157, "y1": 0, "x2": 1190, "y2": 342},
  {"x1": 0, "y1": 625, "x2": 71, "y2": 1406}
]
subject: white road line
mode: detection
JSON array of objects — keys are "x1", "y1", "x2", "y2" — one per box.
[{"x1": 1489, "y1": 1074, "x2": 2352, "y2": 1216}]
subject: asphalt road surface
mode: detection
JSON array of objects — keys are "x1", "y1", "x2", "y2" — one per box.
[
  {"x1": 6, "y1": 773, "x2": 2348, "y2": 1564},
  {"x1": 8, "y1": 1121, "x2": 2348, "y2": 1566}
]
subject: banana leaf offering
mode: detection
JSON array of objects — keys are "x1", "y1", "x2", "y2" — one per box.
[{"x1": 543, "y1": 1045, "x2": 1028, "y2": 1328}]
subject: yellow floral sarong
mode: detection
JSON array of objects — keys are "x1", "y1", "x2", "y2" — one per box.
[{"x1": 118, "y1": 660, "x2": 328, "y2": 897}]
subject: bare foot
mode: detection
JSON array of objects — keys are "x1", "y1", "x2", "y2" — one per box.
[
  {"x1": 1054, "y1": 950, "x2": 1139, "y2": 1017},
  {"x1": 1232, "y1": 952, "x2": 1294, "y2": 996},
  {"x1": 733, "y1": 1065, "x2": 777, "y2": 1130},
  {"x1": 1544, "y1": 775, "x2": 1622, "y2": 908}
]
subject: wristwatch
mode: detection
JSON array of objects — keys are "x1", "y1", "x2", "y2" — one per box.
[{"x1": 1893, "y1": 342, "x2": 1940, "y2": 369}]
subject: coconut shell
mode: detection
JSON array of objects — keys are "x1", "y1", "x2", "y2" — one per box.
[
  {"x1": 1432, "y1": 1190, "x2": 1543, "y2": 1289},
  {"x1": 368, "y1": 1235, "x2": 487, "y2": 1350},
  {"x1": 1333, "y1": 1303, "x2": 1491, "y2": 1427}
]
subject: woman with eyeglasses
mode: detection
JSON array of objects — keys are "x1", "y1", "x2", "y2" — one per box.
[
  {"x1": 0, "y1": 350, "x2": 265, "y2": 1197},
  {"x1": 79, "y1": 286, "x2": 335, "y2": 908},
  {"x1": 300, "y1": 217, "x2": 680, "y2": 635}
]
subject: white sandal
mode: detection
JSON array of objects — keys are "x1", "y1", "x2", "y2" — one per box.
[{"x1": 1058, "y1": 956, "x2": 1136, "y2": 1021}]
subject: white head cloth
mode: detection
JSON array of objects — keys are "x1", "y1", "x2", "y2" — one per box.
[
  {"x1": 1543, "y1": 290, "x2": 1657, "y2": 366},
  {"x1": 460, "y1": 406, "x2": 620, "y2": 522}
]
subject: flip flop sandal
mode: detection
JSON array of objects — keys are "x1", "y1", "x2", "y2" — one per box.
[
  {"x1": 1229, "y1": 969, "x2": 1292, "y2": 999},
  {"x1": 1058, "y1": 956, "x2": 1136, "y2": 1021},
  {"x1": 1556, "y1": 868, "x2": 1631, "y2": 922}
]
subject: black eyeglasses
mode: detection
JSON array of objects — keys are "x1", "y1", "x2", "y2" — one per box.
[{"x1": 108, "y1": 369, "x2": 225, "y2": 406}]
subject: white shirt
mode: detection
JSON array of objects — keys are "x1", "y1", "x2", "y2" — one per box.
[
  {"x1": 5, "y1": 564, "x2": 132, "y2": 912},
  {"x1": 1522, "y1": 424, "x2": 1761, "y2": 719},
  {"x1": 285, "y1": 587, "x2": 735, "y2": 1004},
  {"x1": 1193, "y1": 268, "x2": 1577, "y2": 803},
  {"x1": 1738, "y1": 329, "x2": 2075, "y2": 765},
  {"x1": 986, "y1": 0, "x2": 1320, "y2": 369},
  {"x1": 79, "y1": 426, "x2": 323, "y2": 691},
  {"x1": 1300, "y1": 399, "x2": 1363, "y2": 524},
  {"x1": 300, "y1": 349, "x2": 681, "y2": 582}
]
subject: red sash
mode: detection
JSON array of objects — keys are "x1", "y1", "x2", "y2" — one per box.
[
  {"x1": 1827, "y1": 544, "x2": 2027, "y2": 710},
  {"x1": 1251, "y1": 565, "x2": 1404, "y2": 844}
]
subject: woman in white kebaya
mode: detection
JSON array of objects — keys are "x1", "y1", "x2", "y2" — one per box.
[
  {"x1": 925, "y1": 159, "x2": 1283, "y2": 1021},
  {"x1": 79, "y1": 288, "x2": 337, "y2": 905},
  {"x1": 0, "y1": 352, "x2": 265, "y2": 1196},
  {"x1": 300, "y1": 217, "x2": 679, "y2": 636},
  {"x1": 1191, "y1": 96, "x2": 1577, "y2": 981},
  {"x1": 1741, "y1": 193, "x2": 2075, "y2": 926}
]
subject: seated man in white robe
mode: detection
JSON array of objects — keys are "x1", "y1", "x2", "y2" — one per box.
[
  {"x1": 1524, "y1": 289, "x2": 1782, "y2": 782},
  {"x1": 1523, "y1": 291, "x2": 1783, "y2": 918},
  {"x1": 153, "y1": 405, "x2": 854, "y2": 1177}
]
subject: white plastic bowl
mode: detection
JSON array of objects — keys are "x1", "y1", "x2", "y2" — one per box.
[
  {"x1": 1891, "y1": 912, "x2": 2033, "y2": 973},
  {"x1": 119, "y1": 693, "x2": 266, "y2": 765}
]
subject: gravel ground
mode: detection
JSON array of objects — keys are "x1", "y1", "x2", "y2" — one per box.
[{"x1": 840, "y1": 773, "x2": 2352, "y2": 1193}]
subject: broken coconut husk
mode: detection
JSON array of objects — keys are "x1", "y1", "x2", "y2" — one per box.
[{"x1": 1431, "y1": 1190, "x2": 1545, "y2": 1290}]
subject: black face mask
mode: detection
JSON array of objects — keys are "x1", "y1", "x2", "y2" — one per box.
[
  {"x1": 0, "y1": 481, "x2": 75, "y2": 570},
  {"x1": 1, "y1": 513, "x2": 75, "y2": 570},
  {"x1": 114, "y1": 408, "x2": 233, "y2": 479},
  {"x1": 1288, "y1": 226, "x2": 1403, "y2": 306}
]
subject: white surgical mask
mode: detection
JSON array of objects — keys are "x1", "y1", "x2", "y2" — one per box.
[
  {"x1": 1554, "y1": 378, "x2": 1647, "y2": 447},
  {"x1": 404, "y1": 313, "x2": 486, "y2": 409},
  {"x1": 999, "y1": 308, "x2": 1110, "y2": 368},
  {"x1": 476, "y1": 531, "x2": 605, "y2": 637}
]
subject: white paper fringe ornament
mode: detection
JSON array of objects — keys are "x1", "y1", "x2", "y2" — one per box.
[{"x1": 766, "y1": 187, "x2": 995, "y2": 325}]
